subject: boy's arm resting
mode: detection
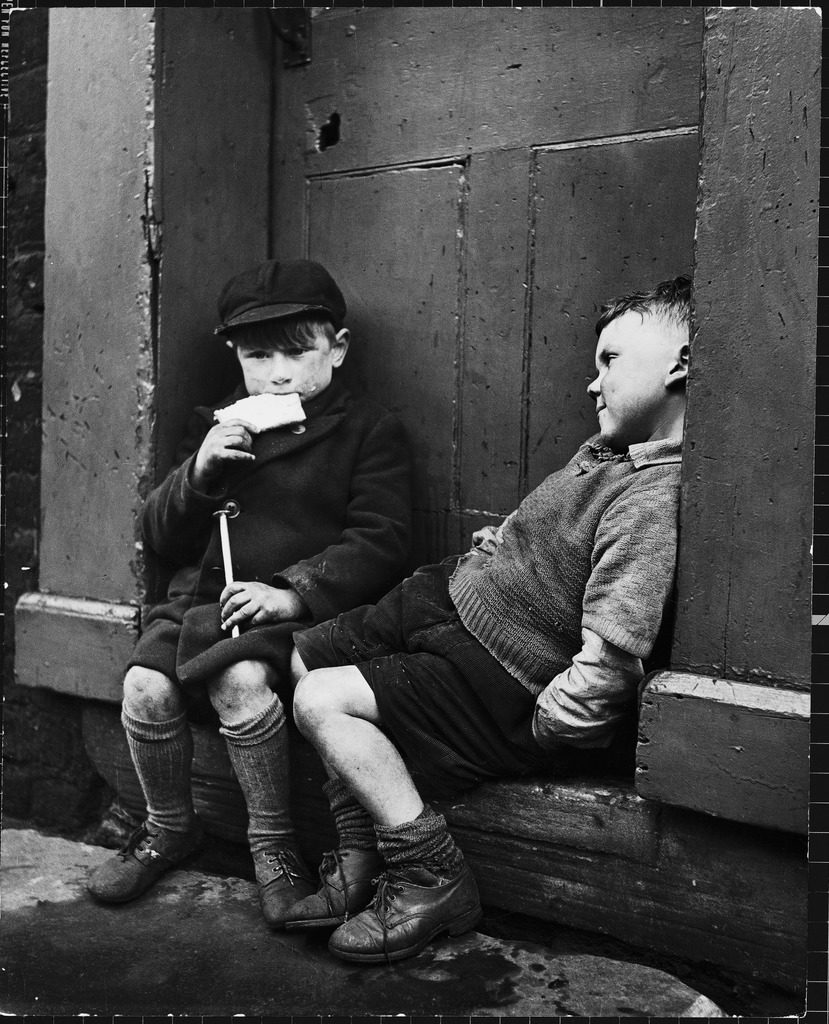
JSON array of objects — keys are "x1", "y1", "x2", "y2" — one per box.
[
  {"x1": 534, "y1": 479, "x2": 680, "y2": 750},
  {"x1": 532, "y1": 628, "x2": 643, "y2": 749},
  {"x1": 273, "y1": 413, "x2": 412, "y2": 622},
  {"x1": 141, "y1": 411, "x2": 229, "y2": 566}
]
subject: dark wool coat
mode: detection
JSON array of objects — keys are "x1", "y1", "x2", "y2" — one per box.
[{"x1": 129, "y1": 376, "x2": 412, "y2": 686}]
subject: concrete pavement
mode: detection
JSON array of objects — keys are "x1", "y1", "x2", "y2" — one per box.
[{"x1": 0, "y1": 828, "x2": 727, "y2": 1016}]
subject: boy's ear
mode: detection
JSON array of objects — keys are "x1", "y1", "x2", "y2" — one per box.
[
  {"x1": 331, "y1": 328, "x2": 350, "y2": 367},
  {"x1": 665, "y1": 341, "x2": 690, "y2": 389}
]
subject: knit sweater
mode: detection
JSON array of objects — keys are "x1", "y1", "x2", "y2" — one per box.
[{"x1": 448, "y1": 435, "x2": 681, "y2": 697}]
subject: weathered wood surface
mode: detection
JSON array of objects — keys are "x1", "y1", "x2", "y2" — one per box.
[
  {"x1": 636, "y1": 672, "x2": 809, "y2": 834},
  {"x1": 153, "y1": 10, "x2": 273, "y2": 479},
  {"x1": 275, "y1": 9, "x2": 702, "y2": 176},
  {"x1": 526, "y1": 131, "x2": 698, "y2": 490},
  {"x1": 671, "y1": 8, "x2": 820, "y2": 688},
  {"x1": 435, "y1": 777, "x2": 660, "y2": 864},
  {"x1": 459, "y1": 147, "x2": 531, "y2": 516},
  {"x1": 15, "y1": 593, "x2": 138, "y2": 701},
  {"x1": 83, "y1": 700, "x2": 805, "y2": 993},
  {"x1": 452, "y1": 803, "x2": 805, "y2": 994},
  {"x1": 40, "y1": 11, "x2": 156, "y2": 601},
  {"x1": 307, "y1": 164, "x2": 463, "y2": 514},
  {"x1": 274, "y1": 9, "x2": 702, "y2": 565},
  {"x1": 17, "y1": 10, "x2": 273, "y2": 700}
]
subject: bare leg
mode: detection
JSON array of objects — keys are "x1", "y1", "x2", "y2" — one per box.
[{"x1": 293, "y1": 665, "x2": 424, "y2": 827}]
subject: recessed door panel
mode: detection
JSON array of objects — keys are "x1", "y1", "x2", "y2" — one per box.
[{"x1": 308, "y1": 165, "x2": 463, "y2": 510}]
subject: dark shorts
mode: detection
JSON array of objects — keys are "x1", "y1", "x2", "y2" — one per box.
[{"x1": 294, "y1": 560, "x2": 552, "y2": 798}]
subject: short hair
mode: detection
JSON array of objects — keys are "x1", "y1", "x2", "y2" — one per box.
[
  {"x1": 595, "y1": 275, "x2": 693, "y2": 337},
  {"x1": 228, "y1": 314, "x2": 338, "y2": 355}
]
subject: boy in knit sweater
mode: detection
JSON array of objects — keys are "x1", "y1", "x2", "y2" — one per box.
[{"x1": 285, "y1": 276, "x2": 691, "y2": 963}]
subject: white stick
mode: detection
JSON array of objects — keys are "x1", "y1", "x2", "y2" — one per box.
[{"x1": 218, "y1": 511, "x2": 240, "y2": 639}]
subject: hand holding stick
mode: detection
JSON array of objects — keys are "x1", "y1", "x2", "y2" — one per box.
[{"x1": 214, "y1": 500, "x2": 241, "y2": 638}]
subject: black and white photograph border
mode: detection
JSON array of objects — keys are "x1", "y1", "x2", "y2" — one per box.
[{"x1": 2, "y1": 3, "x2": 823, "y2": 1019}]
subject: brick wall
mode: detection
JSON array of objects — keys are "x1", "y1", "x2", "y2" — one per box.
[{"x1": 6, "y1": 10, "x2": 109, "y2": 833}]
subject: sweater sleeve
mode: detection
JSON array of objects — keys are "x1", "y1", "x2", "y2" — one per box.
[
  {"x1": 140, "y1": 410, "x2": 229, "y2": 567},
  {"x1": 581, "y1": 478, "x2": 680, "y2": 658},
  {"x1": 273, "y1": 412, "x2": 412, "y2": 622},
  {"x1": 532, "y1": 627, "x2": 643, "y2": 749}
]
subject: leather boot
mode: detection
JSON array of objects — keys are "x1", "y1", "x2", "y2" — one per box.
[
  {"x1": 87, "y1": 821, "x2": 203, "y2": 904},
  {"x1": 327, "y1": 862, "x2": 482, "y2": 963},
  {"x1": 285, "y1": 847, "x2": 382, "y2": 930},
  {"x1": 253, "y1": 846, "x2": 316, "y2": 929}
]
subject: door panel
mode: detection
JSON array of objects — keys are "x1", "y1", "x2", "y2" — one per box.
[
  {"x1": 308, "y1": 165, "x2": 463, "y2": 510},
  {"x1": 274, "y1": 9, "x2": 702, "y2": 562},
  {"x1": 279, "y1": 9, "x2": 702, "y2": 173},
  {"x1": 459, "y1": 148, "x2": 532, "y2": 516},
  {"x1": 526, "y1": 132, "x2": 700, "y2": 489}
]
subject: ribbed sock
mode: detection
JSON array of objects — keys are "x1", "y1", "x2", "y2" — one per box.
[
  {"x1": 219, "y1": 695, "x2": 297, "y2": 859},
  {"x1": 374, "y1": 804, "x2": 465, "y2": 878},
  {"x1": 323, "y1": 776, "x2": 377, "y2": 851},
  {"x1": 121, "y1": 707, "x2": 197, "y2": 836}
]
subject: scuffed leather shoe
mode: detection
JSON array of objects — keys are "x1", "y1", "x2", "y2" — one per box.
[
  {"x1": 87, "y1": 821, "x2": 203, "y2": 904},
  {"x1": 285, "y1": 847, "x2": 382, "y2": 930},
  {"x1": 327, "y1": 862, "x2": 482, "y2": 963},
  {"x1": 253, "y1": 846, "x2": 316, "y2": 930}
]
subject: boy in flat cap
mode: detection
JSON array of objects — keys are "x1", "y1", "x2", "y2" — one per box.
[
  {"x1": 286, "y1": 276, "x2": 690, "y2": 963},
  {"x1": 88, "y1": 259, "x2": 412, "y2": 928}
]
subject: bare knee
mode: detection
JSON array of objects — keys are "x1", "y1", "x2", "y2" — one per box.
[
  {"x1": 208, "y1": 659, "x2": 276, "y2": 723},
  {"x1": 123, "y1": 667, "x2": 184, "y2": 721},
  {"x1": 293, "y1": 668, "x2": 351, "y2": 739}
]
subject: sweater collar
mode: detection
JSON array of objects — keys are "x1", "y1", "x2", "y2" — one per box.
[
  {"x1": 627, "y1": 437, "x2": 682, "y2": 468},
  {"x1": 584, "y1": 434, "x2": 682, "y2": 468}
]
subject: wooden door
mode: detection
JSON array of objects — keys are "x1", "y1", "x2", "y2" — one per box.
[{"x1": 273, "y1": 9, "x2": 702, "y2": 566}]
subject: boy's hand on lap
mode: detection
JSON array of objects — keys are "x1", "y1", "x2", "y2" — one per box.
[
  {"x1": 220, "y1": 581, "x2": 308, "y2": 631},
  {"x1": 192, "y1": 419, "x2": 256, "y2": 489}
]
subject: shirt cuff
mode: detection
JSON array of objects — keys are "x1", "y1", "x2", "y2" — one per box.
[{"x1": 532, "y1": 627, "x2": 643, "y2": 749}]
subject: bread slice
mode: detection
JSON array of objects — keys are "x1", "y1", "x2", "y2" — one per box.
[{"x1": 214, "y1": 392, "x2": 306, "y2": 433}]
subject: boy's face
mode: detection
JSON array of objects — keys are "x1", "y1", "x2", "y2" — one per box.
[
  {"x1": 235, "y1": 327, "x2": 349, "y2": 402},
  {"x1": 587, "y1": 310, "x2": 689, "y2": 450}
]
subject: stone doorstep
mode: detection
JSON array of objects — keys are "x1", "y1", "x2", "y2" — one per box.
[
  {"x1": 0, "y1": 828, "x2": 726, "y2": 1018},
  {"x1": 80, "y1": 699, "x2": 808, "y2": 997}
]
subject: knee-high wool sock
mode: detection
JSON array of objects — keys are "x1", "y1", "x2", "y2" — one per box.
[
  {"x1": 219, "y1": 695, "x2": 296, "y2": 858},
  {"x1": 323, "y1": 776, "x2": 377, "y2": 851},
  {"x1": 374, "y1": 804, "x2": 465, "y2": 878},
  {"x1": 121, "y1": 706, "x2": 196, "y2": 836}
]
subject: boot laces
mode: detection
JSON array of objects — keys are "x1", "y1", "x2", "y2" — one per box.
[
  {"x1": 319, "y1": 849, "x2": 343, "y2": 880},
  {"x1": 372, "y1": 872, "x2": 405, "y2": 920},
  {"x1": 371, "y1": 872, "x2": 405, "y2": 963},
  {"x1": 321, "y1": 849, "x2": 362, "y2": 918},
  {"x1": 264, "y1": 849, "x2": 305, "y2": 886},
  {"x1": 118, "y1": 823, "x2": 155, "y2": 861}
]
